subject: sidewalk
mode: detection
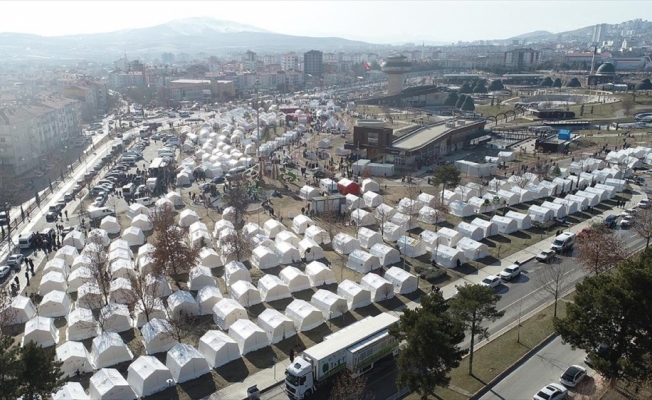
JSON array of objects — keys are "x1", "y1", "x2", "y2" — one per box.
[{"x1": 210, "y1": 186, "x2": 648, "y2": 400}]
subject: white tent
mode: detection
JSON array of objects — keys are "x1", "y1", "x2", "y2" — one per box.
[
  {"x1": 165, "y1": 191, "x2": 184, "y2": 207},
  {"x1": 258, "y1": 274, "x2": 292, "y2": 303},
  {"x1": 299, "y1": 185, "x2": 319, "y2": 200},
  {"x1": 90, "y1": 368, "x2": 136, "y2": 400},
  {"x1": 100, "y1": 303, "x2": 133, "y2": 333},
  {"x1": 56, "y1": 245, "x2": 79, "y2": 265},
  {"x1": 57, "y1": 341, "x2": 94, "y2": 378},
  {"x1": 540, "y1": 201, "x2": 567, "y2": 219},
  {"x1": 390, "y1": 212, "x2": 418, "y2": 231},
  {"x1": 311, "y1": 289, "x2": 348, "y2": 319},
  {"x1": 418, "y1": 206, "x2": 445, "y2": 225},
  {"x1": 198, "y1": 248, "x2": 222, "y2": 270},
  {"x1": 397, "y1": 235, "x2": 427, "y2": 258},
  {"x1": 346, "y1": 194, "x2": 363, "y2": 210},
  {"x1": 167, "y1": 291, "x2": 200, "y2": 319},
  {"x1": 121, "y1": 226, "x2": 145, "y2": 246},
  {"x1": 76, "y1": 283, "x2": 103, "y2": 310},
  {"x1": 527, "y1": 205, "x2": 555, "y2": 224},
  {"x1": 127, "y1": 203, "x2": 150, "y2": 220},
  {"x1": 224, "y1": 261, "x2": 251, "y2": 287},
  {"x1": 431, "y1": 244, "x2": 466, "y2": 269},
  {"x1": 456, "y1": 237, "x2": 490, "y2": 260},
  {"x1": 332, "y1": 233, "x2": 361, "y2": 255},
  {"x1": 553, "y1": 198, "x2": 579, "y2": 216},
  {"x1": 212, "y1": 219, "x2": 235, "y2": 238},
  {"x1": 145, "y1": 274, "x2": 172, "y2": 298},
  {"x1": 230, "y1": 280, "x2": 262, "y2": 307},
  {"x1": 251, "y1": 245, "x2": 280, "y2": 270},
  {"x1": 280, "y1": 266, "x2": 311, "y2": 292},
  {"x1": 155, "y1": 197, "x2": 175, "y2": 211},
  {"x1": 2, "y1": 295, "x2": 36, "y2": 325},
  {"x1": 137, "y1": 243, "x2": 155, "y2": 263},
  {"x1": 109, "y1": 278, "x2": 135, "y2": 304},
  {"x1": 384, "y1": 267, "x2": 418, "y2": 295},
  {"x1": 594, "y1": 183, "x2": 617, "y2": 199},
  {"x1": 263, "y1": 219, "x2": 286, "y2": 239},
  {"x1": 360, "y1": 273, "x2": 395, "y2": 302},
  {"x1": 198, "y1": 330, "x2": 241, "y2": 368},
  {"x1": 337, "y1": 280, "x2": 371, "y2": 310},
  {"x1": 212, "y1": 298, "x2": 248, "y2": 330},
  {"x1": 63, "y1": 230, "x2": 86, "y2": 250},
  {"x1": 363, "y1": 191, "x2": 383, "y2": 208},
  {"x1": 468, "y1": 196, "x2": 495, "y2": 214},
  {"x1": 369, "y1": 243, "x2": 400, "y2": 267},
  {"x1": 292, "y1": 215, "x2": 315, "y2": 235},
  {"x1": 242, "y1": 222, "x2": 263, "y2": 239},
  {"x1": 397, "y1": 198, "x2": 424, "y2": 214},
  {"x1": 197, "y1": 286, "x2": 223, "y2": 315},
  {"x1": 131, "y1": 214, "x2": 153, "y2": 231},
  {"x1": 276, "y1": 230, "x2": 301, "y2": 248},
  {"x1": 285, "y1": 299, "x2": 325, "y2": 332},
  {"x1": 179, "y1": 209, "x2": 200, "y2": 228},
  {"x1": 66, "y1": 307, "x2": 99, "y2": 341},
  {"x1": 45, "y1": 257, "x2": 70, "y2": 277},
  {"x1": 605, "y1": 178, "x2": 625, "y2": 192},
  {"x1": 357, "y1": 227, "x2": 383, "y2": 249},
  {"x1": 347, "y1": 249, "x2": 381, "y2": 273},
  {"x1": 257, "y1": 308, "x2": 296, "y2": 344},
  {"x1": 176, "y1": 171, "x2": 191, "y2": 186},
  {"x1": 52, "y1": 382, "x2": 90, "y2": 400},
  {"x1": 491, "y1": 215, "x2": 519, "y2": 234},
  {"x1": 416, "y1": 192, "x2": 436, "y2": 207},
  {"x1": 228, "y1": 319, "x2": 270, "y2": 355},
  {"x1": 22, "y1": 316, "x2": 58, "y2": 348},
  {"x1": 275, "y1": 242, "x2": 301, "y2": 264},
  {"x1": 504, "y1": 211, "x2": 532, "y2": 230},
  {"x1": 418, "y1": 230, "x2": 440, "y2": 252},
  {"x1": 574, "y1": 190, "x2": 600, "y2": 207},
  {"x1": 456, "y1": 222, "x2": 484, "y2": 241},
  {"x1": 488, "y1": 178, "x2": 511, "y2": 192},
  {"x1": 305, "y1": 261, "x2": 336, "y2": 287},
  {"x1": 127, "y1": 356, "x2": 173, "y2": 398},
  {"x1": 108, "y1": 259, "x2": 136, "y2": 281},
  {"x1": 188, "y1": 266, "x2": 217, "y2": 291},
  {"x1": 39, "y1": 271, "x2": 67, "y2": 296},
  {"x1": 304, "y1": 225, "x2": 331, "y2": 245},
  {"x1": 133, "y1": 297, "x2": 167, "y2": 328},
  {"x1": 351, "y1": 209, "x2": 375, "y2": 226},
  {"x1": 496, "y1": 189, "x2": 519, "y2": 206},
  {"x1": 375, "y1": 203, "x2": 396, "y2": 221},
  {"x1": 298, "y1": 238, "x2": 324, "y2": 261},
  {"x1": 361, "y1": 178, "x2": 380, "y2": 193},
  {"x1": 39, "y1": 290, "x2": 72, "y2": 318},
  {"x1": 381, "y1": 222, "x2": 405, "y2": 242},
  {"x1": 142, "y1": 318, "x2": 178, "y2": 355},
  {"x1": 553, "y1": 177, "x2": 573, "y2": 193},
  {"x1": 584, "y1": 187, "x2": 608, "y2": 202},
  {"x1": 108, "y1": 240, "x2": 132, "y2": 257},
  {"x1": 91, "y1": 332, "x2": 134, "y2": 368},
  {"x1": 442, "y1": 190, "x2": 461, "y2": 205},
  {"x1": 69, "y1": 256, "x2": 91, "y2": 276},
  {"x1": 437, "y1": 227, "x2": 464, "y2": 247},
  {"x1": 470, "y1": 218, "x2": 499, "y2": 238},
  {"x1": 565, "y1": 194, "x2": 589, "y2": 211},
  {"x1": 449, "y1": 200, "x2": 474, "y2": 217},
  {"x1": 166, "y1": 343, "x2": 211, "y2": 383},
  {"x1": 222, "y1": 207, "x2": 240, "y2": 225}
]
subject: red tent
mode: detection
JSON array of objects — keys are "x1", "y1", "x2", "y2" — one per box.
[{"x1": 337, "y1": 178, "x2": 360, "y2": 195}]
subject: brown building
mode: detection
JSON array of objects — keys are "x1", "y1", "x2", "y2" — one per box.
[{"x1": 349, "y1": 120, "x2": 394, "y2": 160}]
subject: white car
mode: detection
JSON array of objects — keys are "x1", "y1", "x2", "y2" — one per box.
[
  {"x1": 620, "y1": 215, "x2": 633, "y2": 227},
  {"x1": 533, "y1": 383, "x2": 568, "y2": 400},
  {"x1": 0, "y1": 265, "x2": 10, "y2": 279},
  {"x1": 560, "y1": 365, "x2": 587, "y2": 387},
  {"x1": 638, "y1": 199, "x2": 650, "y2": 209},
  {"x1": 480, "y1": 275, "x2": 501, "y2": 289},
  {"x1": 499, "y1": 264, "x2": 521, "y2": 281},
  {"x1": 135, "y1": 197, "x2": 154, "y2": 206}
]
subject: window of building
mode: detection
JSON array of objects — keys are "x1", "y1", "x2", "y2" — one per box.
[{"x1": 368, "y1": 132, "x2": 379, "y2": 145}]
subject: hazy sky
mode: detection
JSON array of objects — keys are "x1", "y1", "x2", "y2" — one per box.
[{"x1": 3, "y1": 1, "x2": 644, "y2": 43}]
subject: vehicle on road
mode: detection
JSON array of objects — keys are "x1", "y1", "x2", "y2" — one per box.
[
  {"x1": 18, "y1": 233, "x2": 35, "y2": 249},
  {"x1": 64, "y1": 192, "x2": 74, "y2": 202},
  {"x1": 0, "y1": 265, "x2": 10, "y2": 280},
  {"x1": 499, "y1": 264, "x2": 521, "y2": 281},
  {"x1": 135, "y1": 197, "x2": 154, "y2": 206},
  {"x1": 536, "y1": 249, "x2": 556, "y2": 263},
  {"x1": 7, "y1": 254, "x2": 23, "y2": 268},
  {"x1": 560, "y1": 365, "x2": 587, "y2": 387},
  {"x1": 211, "y1": 176, "x2": 225, "y2": 184},
  {"x1": 46, "y1": 212, "x2": 58, "y2": 223},
  {"x1": 620, "y1": 215, "x2": 633, "y2": 228},
  {"x1": 284, "y1": 313, "x2": 399, "y2": 400},
  {"x1": 480, "y1": 275, "x2": 501, "y2": 289},
  {"x1": 87, "y1": 207, "x2": 115, "y2": 220},
  {"x1": 533, "y1": 383, "x2": 568, "y2": 400},
  {"x1": 41, "y1": 228, "x2": 56, "y2": 240},
  {"x1": 551, "y1": 232, "x2": 576, "y2": 253},
  {"x1": 638, "y1": 199, "x2": 649, "y2": 209},
  {"x1": 604, "y1": 214, "x2": 618, "y2": 228}
]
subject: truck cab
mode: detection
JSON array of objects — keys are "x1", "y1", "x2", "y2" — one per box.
[{"x1": 285, "y1": 358, "x2": 314, "y2": 399}]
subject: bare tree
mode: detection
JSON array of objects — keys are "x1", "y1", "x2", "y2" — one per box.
[
  {"x1": 83, "y1": 232, "x2": 111, "y2": 307},
  {"x1": 320, "y1": 200, "x2": 342, "y2": 239},
  {"x1": 634, "y1": 207, "x2": 652, "y2": 249},
  {"x1": 430, "y1": 194, "x2": 449, "y2": 232},
  {"x1": 402, "y1": 184, "x2": 421, "y2": 237},
  {"x1": 221, "y1": 180, "x2": 249, "y2": 228},
  {"x1": 621, "y1": 96, "x2": 635, "y2": 116},
  {"x1": 329, "y1": 370, "x2": 372, "y2": 400},
  {"x1": 220, "y1": 231, "x2": 253, "y2": 263},
  {"x1": 151, "y1": 204, "x2": 200, "y2": 277},
  {"x1": 576, "y1": 224, "x2": 627, "y2": 275},
  {"x1": 534, "y1": 258, "x2": 573, "y2": 317},
  {"x1": 509, "y1": 173, "x2": 530, "y2": 189},
  {"x1": 380, "y1": 284, "x2": 393, "y2": 302},
  {"x1": 161, "y1": 306, "x2": 207, "y2": 343},
  {"x1": 375, "y1": 203, "x2": 392, "y2": 238},
  {"x1": 128, "y1": 272, "x2": 166, "y2": 325},
  {"x1": 0, "y1": 286, "x2": 18, "y2": 333}
]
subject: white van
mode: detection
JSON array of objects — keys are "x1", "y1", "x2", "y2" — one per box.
[
  {"x1": 87, "y1": 207, "x2": 115, "y2": 220},
  {"x1": 550, "y1": 232, "x2": 576, "y2": 253}
]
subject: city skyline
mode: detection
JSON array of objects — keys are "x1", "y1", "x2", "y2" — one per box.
[{"x1": 3, "y1": 1, "x2": 646, "y2": 44}]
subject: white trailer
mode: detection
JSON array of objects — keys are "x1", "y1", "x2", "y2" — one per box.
[{"x1": 285, "y1": 313, "x2": 399, "y2": 400}]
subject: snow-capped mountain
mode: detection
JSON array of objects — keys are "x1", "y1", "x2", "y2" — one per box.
[{"x1": 162, "y1": 17, "x2": 270, "y2": 35}]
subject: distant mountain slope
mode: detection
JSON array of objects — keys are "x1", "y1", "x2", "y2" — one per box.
[{"x1": 509, "y1": 30, "x2": 554, "y2": 40}]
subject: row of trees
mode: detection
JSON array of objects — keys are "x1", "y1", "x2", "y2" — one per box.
[{"x1": 442, "y1": 92, "x2": 476, "y2": 111}]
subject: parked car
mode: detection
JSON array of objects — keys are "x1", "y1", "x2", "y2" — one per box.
[
  {"x1": 135, "y1": 197, "x2": 154, "y2": 206},
  {"x1": 211, "y1": 176, "x2": 225, "y2": 184},
  {"x1": 499, "y1": 264, "x2": 521, "y2": 281},
  {"x1": 7, "y1": 254, "x2": 24, "y2": 268},
  {"x1": 620, "y1": 215, "x2": 633, "y2": 227},
  {"x1": 46, "y1": 212, "x2": 58, "y2": 223},
  {"x1": 480, "y1": 275, "x2": 501, "y2": 289},
  {"x1": 604, "y1": 214, "x2": 618, "y2": 228},
  {"x1": 638, "y1": 199, "x2": 650, "y2": 209},
  {"x1": 533, "y1": 383, "x2": 567, "y2": 400},
  {"x1": 536, "y1": 249, "x2": 556, "y2": 263},
  {"x1": 559, "y1": 365, "x2": 587, "y2": 387},
  {"x1": 0, "y1": 265, "x2": 10, "y2": 280}
]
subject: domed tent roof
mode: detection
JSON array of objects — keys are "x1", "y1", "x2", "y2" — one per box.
[{"x1": 596, "y1": 62, "x2": 616, "y2": 75}]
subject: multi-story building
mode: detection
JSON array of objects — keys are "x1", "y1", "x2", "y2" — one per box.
[
  {"x1": 503, "y1": 48, "x2": 540, "y2": 69},
  {"x1": 158, "y1": 79, "x2": 212, "y2": 106},
  {"x1": 161, "y1": 53, "x2": 175, "y2": 65},
  {"x1": 107, "y1": 71, "x2": 145, "y2": 89},
  {"x1": 592, "y1": 24, "x2": 607, "y2": 45},
  {"x1": 58, "y1": 80, "x2": 108, "y2": 122},
  {"x1": 243, "y1": 50, "x2": 257, "y2": 71},
  {"x1": 303, "y1": 50, "x2": 324, "y2": 78},
  {"x1": 281, "y1": 53, "x2": 299, "y2": 71}
]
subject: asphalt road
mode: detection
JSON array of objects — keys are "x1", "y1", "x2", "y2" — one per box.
[{"x1": 480, "y1": 336, "x2": 591, "y2": 400}]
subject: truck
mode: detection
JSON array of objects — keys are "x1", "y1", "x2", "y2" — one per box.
[{"x1": 284, "y1": 313, "x2": 399, "y2": 400}]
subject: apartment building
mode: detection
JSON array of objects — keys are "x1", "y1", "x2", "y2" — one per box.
[
  {"x1": 280, "y1": 53, "x2": 299, "y2": 71},
  {"x1": 303, "y1": 50, "x2": 324, "y2": 78},
  {"x1": 504, "y1": 48, "x2": 540, "y2": 69}
]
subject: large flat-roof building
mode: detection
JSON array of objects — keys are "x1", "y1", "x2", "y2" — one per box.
[{"x1": 504, "y1": 48, "x2": 540, "y2": 69}]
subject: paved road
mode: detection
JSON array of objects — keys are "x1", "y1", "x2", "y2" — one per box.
[{"x1": 480, "y1": 336, "x2": 592, "y2": 400}]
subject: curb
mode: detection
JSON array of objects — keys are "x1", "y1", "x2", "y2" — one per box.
[{"x1": 469, "y1": 333, "x2": 558, "y2": 400}]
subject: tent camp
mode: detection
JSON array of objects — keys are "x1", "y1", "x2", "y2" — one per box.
[
  {"x1": 133, "y1": 297, "x2": 167, "y2": 328},
  {"x1": 338, "y1": 178, "x2": 360, "y2": 195},
  {"x1": 212, "y1": 298, "x2": 248, "y2": 330},
  {"x1": 228, "y1": 319, "x2": 270, "y2": 355},
  {"x1": 504, "y1": 211, "x2": 532, "y2": 230},
  {"x1": 145, "y1": 274, "x2": 172, "y2": 297},
  {"x1": 488, "y1": 178, "x2": 511, "y2": 192},
  {"x1": 212, "y1": 219, "x2": 235, "y2": 238},
  {"x1": 276, "y1": 230, "x2": 301, "y2": 248},
  {"x1": 419, "y1": 230, "x2": 440, "y2": 252},
  {"x1": 230, "y1": 280, "x2": 262, "y2": 307},
  {"x1": 311, "y1": 289, "x2": 348, "y2": 319},
  {"x1": 63, "y1": 230, "x2": 85, "y2": 250},
  {"x1": 39, "y1": 290, "x2": 72, "y2": 318},
  {"x1": 165, "y1": 192, "x2": 184, "y2": 207},
  {"x1": 456, "y1": 222, "x2": 485, "y2": 241},
  {"x1": 333, "y1": 233, "x2": 361, "y2": 255},
  {"x1": 109, "y1": 278, "x2": 135, "y2": 304},
  {"x1": 299, "y1": 185, "x2": 319, "y2": 200},
  {"x1": 304, "y1": 261, "x2": 336, "y2": 287},
  {"x1": 358, "y1": 227, "x2": 383, "y2": 249},
  {"x1": 91, "y1": 332, "x2": 134, "y2": 368},
  {"x1": 418, "y1": 206, "x2": 445, "y2": 225},
  {"x1": 242, "y1": 222, "x2": 263, "y2": 239},
  {"x1": 431, "y1": 244, "x2": 466, "y2": 269},
  {"x1": 397, "y1": 198, "x2": 424, "y2": 214},
  {"x1": 594, "y1": 184, "x2": 617, "y2": 199},
  {"x1": 540, "y1": 201, "x2": 567, "y2": 219},
  {"x1": 90, "y1": 368, "x2": 136, "y2": 400},
  {"x1": 166, "y1": 343, "x2": 211, "y2": 383},
  {"x1": 496, "y1": 189, "x2": 519, "y2": 206},
  {"x1": 456, "y1": 237, "x2": 490, "y2": 260},
  {"x1": 188, "y1": 266, "x2": 217, "y2": 291},
  {"x1": 347, "y1": 249, "x2": 381, "y2": 273},
  {"x1": 304, "y1": 225, "x2": 331, "y2": 245},
  {"x1": 390, "y1": 212, "x2": 419, "y2": 231},
  {"x1": 285, "y1": 299, "x2": 325, "y2": 331},
  {"x1": 224, "y1": 261, "x2": 251, "y2": 287},
  {"x1": 346, "y1": 194, "x2": 363, "y2": 211},
  {"x1": 292, "y1": 215, "x2": 315, "y2": 235},
  {"x1": 437, "y1": 227, "x2": 464, "y2": 247},
  {"x1": 381, "y1": 222, "x2": 405, "y2": 242},
  {"x1": 361, "y1": 178, "x2": 380, "y2": 193},
  {"x1": 363, "y1": 191, "x2": 383, "y2": 208},
  {"x1": 585, "y1": 187, "x2": 608, "y2": 202},
  {"x1": 45, "y1": 257, "x2": 70, "y2": 277},
  {"x1": 167, "y1": 291, "x2": 200, "y2": 319},
  {"x1": 258, "y1": 274, "x2": 292, "y2": 303},
  {"x1": 108, "y1": 239, "x2": 132, "y2": 256},
  {"x1": 2, "y1": 295, "x2": 36, "y2": 325},
  {"x1": 127, "y1": 356, "x2": 173, "y2": 398},
  {"x1": 122, "y1": 226, "x2": 145, "y2": 246},
  {"x1": 417, "y1": 192, "x2": 436, "y2": 208},
  {"x1": 527, "y1": 205, "x2": 555, "y2": 223},
  {"x1": 199, "y1": 248, "x2": 222, "y2": 269},
  {"x1": 442, "y1": 190, "x2": 461, "y2": 205},
  {"x1": 76, "y1": 283, "x2": 103, "y2": 310},
  {"x1": 360, "y1": 273, "x2": 395, "y2": 302},
  {"x1": 470, "y1": 218, "x2": 499, "y2": 238},
  {"x1": 263, "y1": 219, "x2": 286, "y2": 239},
  {"x1": 198, "y1": 330, "x2": 241, "y2": 368},
  {"x1": 22, "y1": 316, "x2": 58, "y2": 348},
  {"x1": 337, "y1": 280, "x2": 372, "y2": 310},
  {"x1": 351, "y1": 209, "x2": 375, "y2": 226},
  {"x1": 375, "y1": 203, "x2": 396, "y2": 221},
  {"x1": 397, "y1": 236, "x2": 427, "y2": 258},
  {"x1": 369, "y1": 243, "x2": 401, "y2": 267},
  {"x1": 257, "y1": 308, "x2": 296, "y2": 344},
  {"x1": 510, "y1": 187, "x2": 534, "y2": 203},
  {"x1": 251, "y1": 245, "x2": 280, "y2": 270},
  {"x1": 39, "y1": 271, "x2": 67, "y2": 296},
  {"x1": 275, "y1": 242, "x2": 301, "y2": 264},
  {"x1": 605, "y1": 178, "x2": 625, "y2": 192},
  {"x1": 100, "y1": 303, "x2": 133, "y2": 333},
  {"x1": 384, "y1": 267, "x2": 418, "y2": 295},
  {"x1": 467, "y1": 196, "x2": 494, "y2": 214},
  {"x1": 250, "y1": 234, "x2": 277, "y2": 253},
  {"x1": 565, "y1": 194, "x2": 589, "y2": 211},
  {"x1": 66, "y1": 308, "x2": 99, "y2": 341},
  {"x1": 197, "y1": 286, "x2": 223, "y2": 315},
  {"x1": 491, "y1": 215, "x2": 519, "y2": 234},
  {"x1": 298, "y1": 238, "x2": 325, "y2": 261},
  {"x1": 108, "y1": 258, "x2": 136, "y2": 281},
  {"x1": 57, "y1": 341, "x2": 93, "y2": 378},
  {"x1": 553, "y1": 198, "x2": 579, "y2": 216},
  {"x1": 55, "y1": 245, "x2": 79, "y2": 265},
  {"x1": 131, "y1": 214, "x2": 153, "y2": 231},
  {"x1": 280, "y1": 266, "x2": 311, "y2": 292},
  {"x1": 142, "y1": 318, "x2": 178, "y2": 355}
]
